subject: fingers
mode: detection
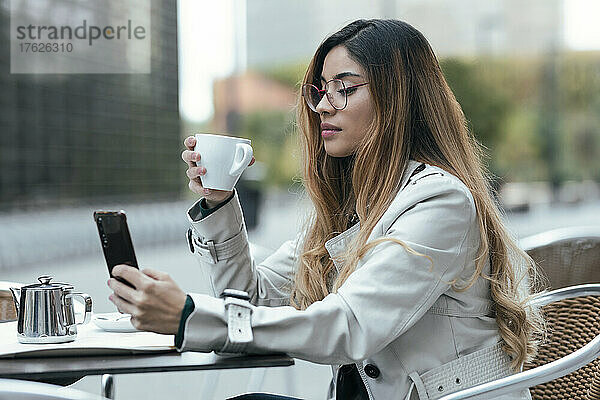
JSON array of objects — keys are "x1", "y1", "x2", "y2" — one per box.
[
  {"x1": 142, "y1": 268, "x2": 169, "y2": 281},
  {"x1": 181, "y1": 136, "x2": 200, "y2": 171},
  {"x1": 183, "y1": 152, "x2": 204, "y2": 195},
  {"x1": 107, "y1": 277, "x2": 138, "y2": 303},
  {"x1": 188, "y1": 179, "x2": 206, "y2": 194},
  {"x1": 108, "y1": 264, "x2": 187, "y2": 334},
  {"x1": 112, "y1": 265, "x2": 152, "y2": 289},
  {"x1": 181, "y1": 149, "x2": 201, "y2": 166},
  {"x1": 109, "y1": 293, "x2": 135, "y2": 315},
  {"x1": 184, "y1": 136, "x2": 196, "y2": 150},
  {"x1": 185, "y1": 166, "x2": 205, "y2": 181}
]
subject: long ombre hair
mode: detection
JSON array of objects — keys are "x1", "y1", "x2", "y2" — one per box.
[{"x1": 290, "y1": 19, "x2": 544, "y2": 370}]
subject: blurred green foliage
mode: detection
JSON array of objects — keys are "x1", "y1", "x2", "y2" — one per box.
[
  {"x1": 232, "y1": 52, "x2": 600, "y2": 188},
  {"x1": 255, "y1": 62, "x2": 308, "y2": 89},
  {"x1": 440, "y1": 58, "x2": 511, "y2": 154},
  {"x1": 237, "y1": 109, "x2": 299, "y2": 188}
]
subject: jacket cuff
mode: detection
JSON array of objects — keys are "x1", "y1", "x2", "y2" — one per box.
[
  {"x1": 178, "y1": 293, "x2": 229, "y2": 352},
  {"x1": 174, "y1": 295, "x2": 195, "y2": 350},
  {"x1": 187, "y1": 188, "x2": 245, "y2": 244},
  {"x1": 188, "y1": 191, "x2": 236, "y2": 222}
]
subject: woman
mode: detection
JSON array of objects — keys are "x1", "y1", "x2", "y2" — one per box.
[{"x1": 108, "y1": 19, "x2": 543, "y2": 399}]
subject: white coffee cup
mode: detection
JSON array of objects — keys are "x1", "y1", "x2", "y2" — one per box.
[{"x1": 194, "y1": 133, "x2": 254, "y2": 191}]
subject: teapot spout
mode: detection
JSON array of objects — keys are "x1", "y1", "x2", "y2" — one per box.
[{"x1": 9, "y1": 287, "x2": 20, "y2": 317}]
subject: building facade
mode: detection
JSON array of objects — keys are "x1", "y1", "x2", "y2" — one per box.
[{"x1": 0, "y1": 0, "x2": 180, "y2": 211}]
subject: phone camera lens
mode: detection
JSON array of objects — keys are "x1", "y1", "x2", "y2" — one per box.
[{"x1": 97, "y1": 217, "x2": 102, "y2": 222}]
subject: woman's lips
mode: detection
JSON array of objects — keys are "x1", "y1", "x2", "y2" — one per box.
[
  {"x1": 322, "y1": 130, "x2": 341, "y2": 137},
  {"x1": 321, "y1": 123, "x2": 341, "y2": 137},
  {"x1": 321, "y1": 128, "x2": 342, "y2": 137}
]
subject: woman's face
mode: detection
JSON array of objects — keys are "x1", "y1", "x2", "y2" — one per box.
[{"x1": 316, "y1": 45, "x2": 374, "y2": 157}]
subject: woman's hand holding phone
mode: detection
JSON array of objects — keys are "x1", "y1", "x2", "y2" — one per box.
[
  {"x1": 181, "y1": 136, "x2": 255, "y2": 208},
  {"x1": 108, "y1": 265, "x2": 187, "y2": 335}
]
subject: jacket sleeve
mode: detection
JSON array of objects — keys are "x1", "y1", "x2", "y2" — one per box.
[
  {"x1": 181, "y1": 177, "x2": 477, "y2": 364},
  {"x1": 187, "y1": 188, "x2": 303, "y2": 306}
]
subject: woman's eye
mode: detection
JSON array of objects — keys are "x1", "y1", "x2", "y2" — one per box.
[{"x1": 343, "y1": 88, "x2": 357, "y2": 95}]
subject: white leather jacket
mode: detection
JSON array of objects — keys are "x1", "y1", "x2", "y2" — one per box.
[{"x1": 180, "y1": 160, "x2": 531, "y2": 400}]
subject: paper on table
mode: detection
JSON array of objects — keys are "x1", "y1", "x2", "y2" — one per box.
[{"x1": 0, "y1": 320, "x2": 175, "y2": 358}]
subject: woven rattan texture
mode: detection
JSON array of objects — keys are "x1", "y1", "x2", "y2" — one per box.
[
  {"x1": 0, "y1": 290, "x2": 17, "y2": 322},
  {"x1": 524, "y1": 296, "x2": 600, "y2": 400},
  {"x1": 527, "y1": 238, "x2": 600, "y2": 289}
]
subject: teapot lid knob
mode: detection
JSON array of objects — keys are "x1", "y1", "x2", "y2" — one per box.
[{"x1": 38, "y1": 275, "x2": 53, "y2": 285}]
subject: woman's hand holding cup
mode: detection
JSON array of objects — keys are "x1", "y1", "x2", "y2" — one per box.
[{"x1": 182, "y1": 135, "x2": 255, "y2": 208}]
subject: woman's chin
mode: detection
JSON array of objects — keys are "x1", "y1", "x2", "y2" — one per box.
[{"x1": 324, "y1": 143, "x2": 353, "y2": 158}]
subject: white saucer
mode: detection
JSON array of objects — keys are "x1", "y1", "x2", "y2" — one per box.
[{"x1": 92, "y1": 313, "x2": 140, "y2": 332}]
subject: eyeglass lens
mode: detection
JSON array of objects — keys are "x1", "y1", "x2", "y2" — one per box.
[{"x1": 303, "y1": 79, "x2": 347, "y2": 112}]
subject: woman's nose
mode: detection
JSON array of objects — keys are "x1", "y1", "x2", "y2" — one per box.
[{"x1": 315, "y1": 94, "x2": 335, "y2": 115}]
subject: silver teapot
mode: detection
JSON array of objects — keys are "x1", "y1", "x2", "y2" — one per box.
[{"x1": 10, "y1": 275, "x2": 92, "y2": 344}]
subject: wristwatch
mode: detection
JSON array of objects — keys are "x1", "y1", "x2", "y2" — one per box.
[{"x1": 220, "y1": 289, "x2": 253, "y2": 353}]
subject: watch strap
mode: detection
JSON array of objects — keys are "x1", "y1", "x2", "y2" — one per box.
[{"x1": 220, "y1": 291, "x2": 253, "y2": 353}]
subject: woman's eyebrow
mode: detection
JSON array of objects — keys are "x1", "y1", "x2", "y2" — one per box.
[{"x1": 320, "y1": 72, "x2": 361, "y2": 82}]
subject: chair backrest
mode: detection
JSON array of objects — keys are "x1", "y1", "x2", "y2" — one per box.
[
  {"x1": 0, "y1": 378, "x2": 108, "y2": 400},
  {"x1": 0, "y1": 281, "x2": 22, "y2": 322},
  {"x1": 439, "y1": 284, "x2": 600, "y2": 400},
  {"x1": 523, "y1": 291, "x2": 600, "y2": 399},
  {"x1": 520, "y1": 226, "x2": 600, "y2": 289}
]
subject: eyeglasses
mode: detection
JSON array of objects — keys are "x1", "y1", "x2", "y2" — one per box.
[{"x1": 302, "y1": 79, "x2": 369, "y2": 113}]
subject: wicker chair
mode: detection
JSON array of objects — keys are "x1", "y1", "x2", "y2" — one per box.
[
  {"x1": 0, "y1": 281, "x2": 22, "y2": 322},
  {"x1": 520, "y1": 226, "x2": 600, "y2": 289},
  {"x1": 439, "y1": 284, "x2": 600, "y2": 400}
]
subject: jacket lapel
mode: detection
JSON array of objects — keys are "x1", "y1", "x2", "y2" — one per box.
[{"x1": 324, "y1": 160, "x2": 424, "y2": 273}]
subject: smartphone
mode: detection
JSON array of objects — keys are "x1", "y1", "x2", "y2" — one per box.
[{"x1": 93, "y1": 210, "x2": 139, "y2": 288}]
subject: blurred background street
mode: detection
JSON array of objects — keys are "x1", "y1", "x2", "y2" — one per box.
[{"x1": 2, "y1": 0, "x2": 600, "y2": 398}]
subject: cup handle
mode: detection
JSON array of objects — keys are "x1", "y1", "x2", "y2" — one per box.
[
  {"x1": 229, "y1": 143, "x2": 253, "y2": 177},
  {"x1": 67, "y1": 292, "x2": 93, "y2": 325}
]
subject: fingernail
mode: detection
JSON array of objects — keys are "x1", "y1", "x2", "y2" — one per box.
[
  {"x1": 107, "y1": 279, "x2": 111, "y2": 286},
  {"x1": 204, "y1": 188, "x2": 210, "y2": 194}
]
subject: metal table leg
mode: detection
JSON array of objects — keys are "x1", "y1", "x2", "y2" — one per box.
[{"x1": 101, "y1": 374, "x2": 115, "y2": 399}]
